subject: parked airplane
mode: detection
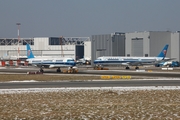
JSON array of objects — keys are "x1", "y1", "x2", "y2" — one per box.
[
  {"x1": 94, "y1": 44, "x2": 173, "y2": 69},
  {"x1": 26, "y1": 44, "x2": 77, "y2": 73}
]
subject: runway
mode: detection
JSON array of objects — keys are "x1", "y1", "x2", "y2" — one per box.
[
  {"x1": 0, "y1": 66, "x2": 180, "y2": 89},
  {"x1": 1, "y1": 80, "x2": 180, "y2": 89}
]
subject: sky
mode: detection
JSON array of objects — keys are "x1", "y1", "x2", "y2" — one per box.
[{"x1": 1, "y1": 0, "x2": 180, "y2": 38}]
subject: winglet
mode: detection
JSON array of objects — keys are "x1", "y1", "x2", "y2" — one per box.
[
  {"x1": 26, "y1": 44, "x2": 35, "y2": 59},
  {"x1": 157, "y1": 44, "x2": 169, "y2": 58}
]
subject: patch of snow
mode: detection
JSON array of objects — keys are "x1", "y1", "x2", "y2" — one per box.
[
  {"x1": 0, "y1": 86, "x2": 179, "y2": 94},
  {"x1": 8, "y1": 80, "x2": 38, "y2": 82}
]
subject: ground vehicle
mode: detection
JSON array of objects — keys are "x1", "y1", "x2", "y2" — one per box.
[{"x1": 155, "y1": 61, "x2": 180, "y2": 67}]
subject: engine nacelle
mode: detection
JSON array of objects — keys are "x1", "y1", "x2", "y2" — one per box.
[{"x1": 122, "y1": 63, "x2": 129, "y2": 66}]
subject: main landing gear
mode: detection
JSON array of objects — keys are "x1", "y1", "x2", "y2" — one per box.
[
  {"x1": 40, "y1": 67, "x2": 44, "y2": 73},
  {"x1": 135, "y1": 66, "x2": 139, "y2": 69},
  {"x1": 125, "y1": 66, "x2": 130, "y2": 69},
  {"x1": 125, "y1": 66, "x2": 139, "y2": 69},
  {"x1": 56, "y1": 68, "x2": 61, "y2": 73}
]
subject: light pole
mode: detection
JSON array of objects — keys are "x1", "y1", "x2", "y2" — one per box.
[{"x1": 16, "y1": 23, "x2": 21, "y2": 59}]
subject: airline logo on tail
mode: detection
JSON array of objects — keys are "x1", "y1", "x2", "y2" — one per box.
[
  {"x1": 26, "y1": 44, "x2": 35, "y2": 59},
  {"x1": 163, "y1": 50, "x2": 167, "y2": 56},
  {"x1": 157, "y1": 44, "x2": 168, "y2": 58},
  {"x1": 27, "y1": 50, "x2": 31, "y2": 56}
]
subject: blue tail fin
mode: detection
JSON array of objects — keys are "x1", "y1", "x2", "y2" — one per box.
[
  {"x1": 157, "y1": 44, "x2": 169, "y2": 58},
  {"x1": 26, "y1": 44, "x2": 35, "y2": 59}
]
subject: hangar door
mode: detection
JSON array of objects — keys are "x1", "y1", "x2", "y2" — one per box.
[
  {"x1": 76, "y1": 45, "x2": 84, "y2": 60},
  {"x1": 131, "y1": 38, "x2": 143, "y2": 56}
]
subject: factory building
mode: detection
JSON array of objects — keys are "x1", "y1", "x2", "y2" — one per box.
[
  {"x1": 91, "y1": 32, "x2": 125, "y2": 65},
  {"x1": 125, "y1": 31, "x2": 171, "y2": 58},
  {"x1": 91, "y1": 31, "x2": 180, "y2": 65},
  {"x1": 1, "y1": 31, "x2": 180, "y2": 67},
  {"x1": 171, "y1": 31, "x2": 180, "y2": 61},
  {"x1": 0, "y1": 37, "x2": 90, "y2": 61}
]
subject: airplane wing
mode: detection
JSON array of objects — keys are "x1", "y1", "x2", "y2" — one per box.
[
  {"x1": 127, "y1": 61, "x2": 162, "y2": 66},
  {"x1": 128, "y1": 62, "x2": 143, "y2": 66},
  {"x1": 161, "y1": 58, "x2": 176, "y2": 62},
  {"x1": 127, "y1": 58, "x2": 176, "y2": 66}
]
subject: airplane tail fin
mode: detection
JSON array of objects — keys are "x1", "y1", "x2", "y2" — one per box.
[
  {"x1": 26, "y1": 44, "x2": 35, "y2": 59},
  {"x1": 157, "y1": 44, "x2": 169, "y2": 58}
]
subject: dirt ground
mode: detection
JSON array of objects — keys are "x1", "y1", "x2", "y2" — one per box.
[{"x1": 0, "y1": 89, "x2": 180, "y2": 119}]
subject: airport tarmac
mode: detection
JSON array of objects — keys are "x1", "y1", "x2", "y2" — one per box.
[
  {"x1": 0, "y1": 66, "x2": 180, "y2": 78},
  {"x1": 0, "y1": 66, "x2": 180, "y2": 89}
]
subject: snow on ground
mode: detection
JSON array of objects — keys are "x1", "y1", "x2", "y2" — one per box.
[
  {"x1": 0, "y1": 86, "x2": 180, "y2": 94},
  {"x1": 8, "y1": 80, "x2": 38, "y2": 82}
]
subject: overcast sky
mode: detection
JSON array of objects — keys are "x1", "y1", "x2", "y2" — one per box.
[{"x1": 1, "y1": 0, "x2": 180, "y2": 38}]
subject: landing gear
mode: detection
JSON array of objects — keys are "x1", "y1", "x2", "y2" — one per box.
[
  {"x1": 40, "y1": 68, "x2": 44, "y2": 73},
  {"x1": 125, "y1": 66, "x2": 130, "y2": 69},
  {"x1": 56, "y1": 68, "x2": 61, "y2": 73},
  {"x1": 125, "y1": 66, "x2": 139, "y2": 69},
  {"x1": 135, "y1": 66, "x2": 139, "y2": 69}
]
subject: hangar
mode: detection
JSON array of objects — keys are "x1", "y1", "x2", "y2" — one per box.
[
  {"x1": 91, "y1": 32, "x2": 126, "y2": 65},
  {"x1": 1, "y1": 31, "x2": 180, "y2": 67},
  {"x1": 91, "y1": 31, "x2": 180, "y2": 63},
  {"x1": 125, "y1": 31, "x2": 171, "y2": 58},
  {"x1": 0, "y1": 37, "x2": 90, "y2": 61}
]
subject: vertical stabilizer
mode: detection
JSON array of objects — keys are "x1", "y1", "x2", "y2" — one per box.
[
  {"x1": 157, "y1": 44, "x2": 169, "y2": 58},
  {"x1": 26, "y1": 44, "x2": 35, "y2": 59}
]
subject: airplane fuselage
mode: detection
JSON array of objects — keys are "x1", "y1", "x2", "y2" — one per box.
[
  {"x1": 27, "y1": 58, "x2": 76, "y2": 68},
  {"x1": 94, "y1": 56, "x2": 168, "y2": 66}
]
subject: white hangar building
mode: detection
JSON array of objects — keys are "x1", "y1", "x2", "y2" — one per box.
[
  {"x1": 0, "y1": 37, "x2": 90, "y2": 61},
  {"x1": 125, "y1": 31, "x2": 180, "y2": 61},
  {"x1": 125, "y1": 31, "x2": 171, "y2": 58},
  {"x1": 91, "y1": 31, "x2": 180, "y2": 63}
]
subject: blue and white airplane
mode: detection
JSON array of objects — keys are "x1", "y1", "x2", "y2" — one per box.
[
  {"x1": 26, "y1": 44, "x2": 77, "y2": 72},
  {"x1": 94, "y1": 44, "x2": 174, "y2": 69}
]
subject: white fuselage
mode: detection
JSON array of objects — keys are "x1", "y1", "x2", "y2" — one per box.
[
  {"x1": 94, "y1": 56, "x2": 169, "y2": 66},
  {"x1": 27, "y1": 57, "x2": 76, "y2": 68}
]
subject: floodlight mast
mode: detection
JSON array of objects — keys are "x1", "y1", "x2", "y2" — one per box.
[{"x1": 16, "y1": 23, "x2": 21, "y2": 59}]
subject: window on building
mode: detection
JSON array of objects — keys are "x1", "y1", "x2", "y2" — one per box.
[
  {"x1": 127, "y1": 54, "x2": 130, "y2": 57},
  {"x1": 49, "y1": 37, "x2": 60, "y2": 45},
  {"x1": 145, "y1": 54, "x2": 148, "y2": 57}
]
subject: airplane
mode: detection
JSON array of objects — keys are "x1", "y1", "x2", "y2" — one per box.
[
  {"x1": 26, "y1": 44, "x2": 77, "y2": 73},
  {"x1": 94, "y1": 44, "x2": 174, "y2": 69}
]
